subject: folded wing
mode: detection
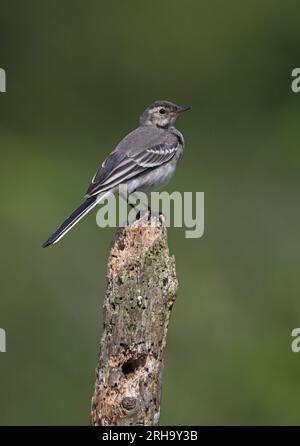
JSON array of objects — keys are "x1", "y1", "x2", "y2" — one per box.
[{"x1": 85, "y1": 142, "x2": 178, "y2": 197}]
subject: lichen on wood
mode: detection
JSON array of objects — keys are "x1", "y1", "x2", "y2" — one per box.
[{"x1": 90, "y1": 214, "x2": 178, "y2": 426}]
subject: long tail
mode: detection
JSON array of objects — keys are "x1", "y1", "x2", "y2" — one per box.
[{"x1": 42, "y1": 196, "x2": 99, "y2": 248}]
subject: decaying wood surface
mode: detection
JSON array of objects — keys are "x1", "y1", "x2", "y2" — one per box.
[{"x1": 90, "y1": 214, "x2": 178, "y2": 426}]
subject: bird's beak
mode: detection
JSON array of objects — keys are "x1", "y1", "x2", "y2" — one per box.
[{"x1": 177, "y1": 105, "x2": 192, "y2": 113}]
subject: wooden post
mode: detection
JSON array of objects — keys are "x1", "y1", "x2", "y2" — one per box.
[{"x1": 90, "y1": 214, "x2": 178, "y2": 426}]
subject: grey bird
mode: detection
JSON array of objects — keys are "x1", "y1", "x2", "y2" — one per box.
[{"x1": 42, "y1": 100, "x2": 191, "y2": 247}]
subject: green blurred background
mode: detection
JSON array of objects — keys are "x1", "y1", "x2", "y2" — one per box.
[{"x1": 1, "y1": 0, "x2": 300, "y2": 425}]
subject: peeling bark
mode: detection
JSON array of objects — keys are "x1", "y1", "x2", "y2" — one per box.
[{"x1": 90, "y1": 214, "x2": 178, "y2": 426}]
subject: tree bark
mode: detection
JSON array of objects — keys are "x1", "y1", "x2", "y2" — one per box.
[{"x1": 90, "y1": 214, "x2": 178, "y2": 426}]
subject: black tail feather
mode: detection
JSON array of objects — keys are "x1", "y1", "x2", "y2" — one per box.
[{"x1": 42, "y1": 196, "x2": 97, "y2": 248}]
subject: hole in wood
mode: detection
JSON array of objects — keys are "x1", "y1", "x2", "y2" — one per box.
[{"x1": 122, "y1": 354, "x2": 147, "y2": 375}]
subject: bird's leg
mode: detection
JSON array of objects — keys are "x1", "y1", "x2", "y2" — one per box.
[
  {"x1": 127, "y1": 196, "x2": 141, "y2": 221},
  {"x1": 148, "y1": 204, "x2": 165, "y2": 225}
]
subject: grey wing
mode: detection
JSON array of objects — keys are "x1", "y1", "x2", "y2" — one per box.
[{"x1": 85, "y1": 142, "x2": 179, "y2": 197}]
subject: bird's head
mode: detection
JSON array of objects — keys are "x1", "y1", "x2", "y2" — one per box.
[{"x1": 139, "y1": 100, "x2": 191, "y2": 128}]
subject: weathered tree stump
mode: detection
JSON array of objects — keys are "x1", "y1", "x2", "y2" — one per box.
[{"x1": 90, "y1": 214, "x2": 178, "y2": 426}]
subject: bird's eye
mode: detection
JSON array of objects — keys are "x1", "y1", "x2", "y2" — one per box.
[{"x1": 159, "y1": 108, "x2": 166, "y2": 114}]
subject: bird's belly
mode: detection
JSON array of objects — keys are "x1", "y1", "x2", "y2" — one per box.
[{"x1": 128, "y1": 161, "x2": 177, "y2": 194}]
